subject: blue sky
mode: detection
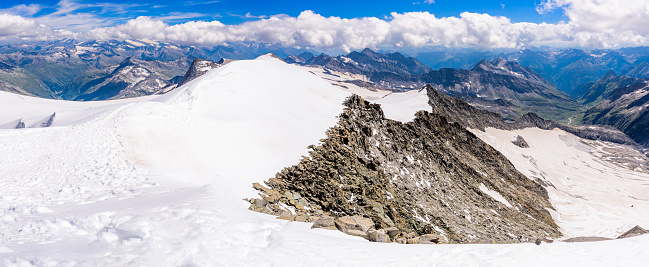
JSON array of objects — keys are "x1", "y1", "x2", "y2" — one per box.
[
  {"x1": 0, "y1": 0, "x2": 567, "y2": 27},
  {"x1": 0, "y1": 0, "x2": 646, "y2": 51}
]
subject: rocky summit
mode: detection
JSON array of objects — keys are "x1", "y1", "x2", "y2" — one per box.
[{"x1": 249, "y1": 94, "x2": 561, "y2": 244}]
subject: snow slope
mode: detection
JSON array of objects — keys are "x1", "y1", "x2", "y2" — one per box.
[
  {"x1": 1, "y1": 55, "x2": 648, "y2": 266},
  {"x1": 471, "y1": 128, "x2": 649, "y2": 238}
]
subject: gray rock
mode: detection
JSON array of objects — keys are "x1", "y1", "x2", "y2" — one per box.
[
  {"x1": 512, "y1": 135, "x2": 530, "y2": 148},
  {"x1": 617, "y1": 225, "x2": 649, "y2": 239}
]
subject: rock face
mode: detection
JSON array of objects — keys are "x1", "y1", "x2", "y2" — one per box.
[
  {"x1": 512, "y1": 135, "x2": 530, "y2": 148},
  {"x1": 582, "y1": 82, "x2": 649, "y2": 148},
  {"x1": 617, "y1": 225, "x2": 649, "y2": 239},
  {"x1": 177, "y1": 58, "x2": 231, "y2": 87},
  {"x1": 426, "y1": 85, "x2": 638, "y2": 146},
  {"x1": 73, "y1": 57, "x2": 189, "y2": 101},
  {"x1": 249, "y1": 95, "x2": 561, "y2": 244},
  {"x1": 419, "y1": 58, "x2": 582, "y2": 121},
  {"x1": 574, "y1": 70, "x2": 648, "y2": 104}
]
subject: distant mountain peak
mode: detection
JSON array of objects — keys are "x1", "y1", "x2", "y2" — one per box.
[
  {"x1": 602, "y1": 70, "x2": 618, "y2": 79},
  {"x1": 471, "y1": 59, "x2": 493, "y2": 71}
]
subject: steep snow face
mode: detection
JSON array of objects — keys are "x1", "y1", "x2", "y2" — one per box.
[
  {"x1": 1, "y1": 56, "x2": 648, "y2": 265},
  {"x1": 472, "y1": 127, "x2": 649, "y2": 238}
]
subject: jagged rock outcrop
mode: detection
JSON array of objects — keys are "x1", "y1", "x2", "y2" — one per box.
[
  {"x1": 617, "y1": 225, "x2": 649, "y2": 239},
  {"x1": 177, "y1": 58, "x2": 231, "y2": 87},
  {"x1": 512, "y1": 135, "x2": 530, "y2": 148},
  {"x1": 426, "y1": 85, "x2": 638, "y2": 146},
  {"x1": 249, "y1": 95, "x2": 561, "y2": 244}
]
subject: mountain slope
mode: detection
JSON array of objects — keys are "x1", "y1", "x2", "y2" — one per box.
[
  {"x1": 0, "y1": 56, "x2": 647, "y2": 265},
  {"x1": 582, "y1": 82, "x2": 649, "y2": 147},
  {"x1": 72, "y1": 57, "x2": 188, "y2": 101},
  {"x1": 251, "y1": 94, "x2": 560, "y2": 244},
  {"x1": 575, "y1": 71, "x2": 648, "y2": 104},
  {"x1": 420, "y1": 59, "x2": 582, "y2": 121}
]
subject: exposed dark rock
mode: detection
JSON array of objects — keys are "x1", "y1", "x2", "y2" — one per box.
[
  {"x1": 617, "y1": 225, "x2": 649, "y2": 239},
  {"x1": 177, "y1": 58, "x2": 231, "y2": 87},
  {"x1": 426, "y1": 85, "x2": 638, "y2": 146},
  {"x1": 249, "y1": 94, "x2": 561, "y2": 244},
  {"x1": 582, "y1": 82, "x2": 649, "y2": 147},
  {"x1": 512, "y1": 135, "x2": 530, "y2": 148}
]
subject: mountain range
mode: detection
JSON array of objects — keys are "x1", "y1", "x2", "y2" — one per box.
[
  {"x1": 0, "y1": 39, "x2": 313, "y2": 100},
  {"x1": 291, "y1": 50, "x2": 580, "y2": 121},
  {"x1": 1, "y1": 52, "x2": 648, "y2": 265},
  {"x1": 414, "y1": 48, "x2": 649, "y2": 97}
]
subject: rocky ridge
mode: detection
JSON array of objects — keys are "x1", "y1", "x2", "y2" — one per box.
[
  {"x1": 425, "y1": 85, "x2": 638, "y2": 146},
  {"x1": 177, "y1": 58, "x2": 232, "y2": 87},
  {"x1": 248, "y1": 94, "x2": 561, "y2": 244}
]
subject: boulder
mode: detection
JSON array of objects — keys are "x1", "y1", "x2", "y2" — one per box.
[
  {"x1": 420, "y1": 233, "x2": 444, "y2": 244},
  {"x1": 368, "y1": 229, "x2": 390, "y2": 243},
  {"x1": 311, "y1": 216, "x2": 337, "y2": 230},
  {"x1": 352, "y1": 215, "x2": 375, "y2": 232},
  {"x1": 407, "y1": 237, "x2": 421, "y2": 244},
  {"x1": 334, "y1": 215, "x2": 375, "y2": 233},
  {"x1": 346, "y1": 229, "x2": 369, "y2": 239},
  {"x1": 384, "y1": 227, "x2": 401, "y2": 239}
]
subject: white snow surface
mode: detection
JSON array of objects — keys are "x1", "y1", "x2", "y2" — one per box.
[
  {"x1": 478, "y1": 183, "x2": 513, "y2": 208},
  {"x1": 1, "y1": 56, "x2": 648, "y2": 266},
  {"x1": 471, "y1": 127, "x2": 649, "y2": 239}
]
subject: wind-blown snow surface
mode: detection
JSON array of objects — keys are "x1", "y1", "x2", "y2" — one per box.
[{"x1": 1, "y1": 56, "x2": 648, "y2": 266}]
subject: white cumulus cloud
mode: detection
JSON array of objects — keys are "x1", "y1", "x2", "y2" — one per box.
[
  {"x1": 1, "y1": 0, "x2": 649, "y2": 51},
  {"x1": 0, "y1": 13, "x2": 42, "y2": 37}
]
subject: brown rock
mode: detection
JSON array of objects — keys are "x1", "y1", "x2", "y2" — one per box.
[
  {"x1": 420, "y1": 233, "x2": 443, "y2": 244},
  {"x1": 352, "y1": 215, "x2": 375, "y2": 232},
  {"x1": 384, "y1": 227, "x2": 401, "y2": 239},
  {"x1": 407, "y1": 237, "x2": 421, "y2": 244},
  {"x1": 395, "y1": 237, "x2": 407, "y2": 244},
  {"x1": 312, "y1": 216, "x2": 337, "y2": 230},
  {"x1": 368, "y1": 229, "x2": 390, "y2": 243},
  {"x1": 334, "y1": 215, "x2": 376, "y2": 233},
  {"x1": 346, "y1": 229, "x2": 369, "y2": 239}
]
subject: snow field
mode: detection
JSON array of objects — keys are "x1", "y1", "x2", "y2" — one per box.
[{"x1": 0, "y1": 55, "x2": 648, "y2": 266}]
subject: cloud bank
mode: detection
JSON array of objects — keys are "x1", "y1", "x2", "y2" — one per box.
[{"x1": 1, "y1": 0, "x2": 648, "y2": 51}]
